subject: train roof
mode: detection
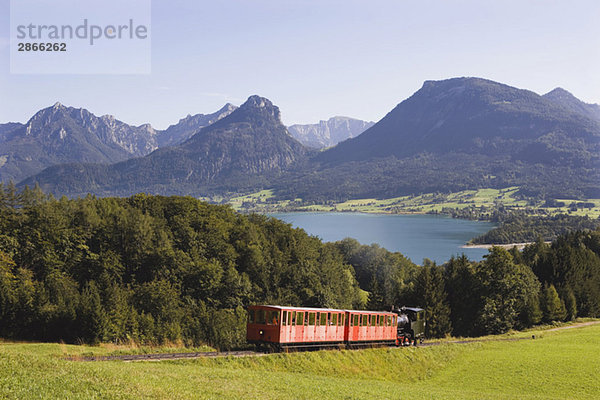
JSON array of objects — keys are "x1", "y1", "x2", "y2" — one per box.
[{"x1": 248, "y1": 305, "x2": 396, "y2": 314}]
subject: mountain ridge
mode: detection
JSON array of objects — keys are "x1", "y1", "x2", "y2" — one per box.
[
  {"x1": 543, "y1": 87, "x2": 600, "y2": 122},
  {"x1": 11, "y1": 77, "x2": 600, "y2": 201},
  {"x1": 22, "y1": 95, "x2": 311, "y2": 196},
  {"x1": 288, "y1": 116, "x2": 374, "y2": 148}
]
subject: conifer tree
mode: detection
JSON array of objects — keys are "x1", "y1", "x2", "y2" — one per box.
[
  {"x1": 562, "y1": 287, "x2": 578, "y2": 321},
  {"x1": 541, "y1": 284, "x2": 567, "y2": 322},
  {"x1": 413, "y1": 263, "x2": 451, "y2": 338}
]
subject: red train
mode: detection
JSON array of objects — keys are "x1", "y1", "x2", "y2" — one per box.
[{"x1": 246, "y1": 305, "x2": 425, "y2": 352}]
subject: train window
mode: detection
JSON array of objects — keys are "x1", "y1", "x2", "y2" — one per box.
[
  {"x1": 257, "y1": 309, "x2": 266, "y2": 324},
  {"x1": 320, "y1": 313, "x2": 327, "y2": 326},
  {"x1": 248, "y1": 310, "x2": 255, "y2": 324},
  {"x1": 291, "y1": 311, "x2": 296, "y2": 325},
  {"x1": 328, "y1": 313, "x2": 332, "y2": 325},
  {"x1": 305, "y1": 312, "x2": 309, "y2": 326},
  {"x1": 296, "y1": 312, "x2": 303, "y2": 326},
  {"x1": 309, "y1": 312, "x2": 316, "y2": 326},
  {"x1": 332, "y1": 313, "x2": 338, "y2": 325},
  {"x1": 379, "y1": 315, "x2": 384, "y2": 326},
  {"x1": 353, "y1": 314, "x2": 359, "y2": 326},
  {"x1": 341, "y1": 314, "x2": 345, "y2": 326},
  {"x1": 282, "y1": 311, "x2": 287, "y2": 326},
  {"x1": 267, "y1": 310, "x2": 279, "y2": 325},
  {"x1": 369, "y1": 315, "x2": 374, "y2": 326}
]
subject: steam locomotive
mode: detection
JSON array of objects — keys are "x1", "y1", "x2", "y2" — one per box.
[{"x1": 246, "y1": 305, "x2": 425, "y2": 352}]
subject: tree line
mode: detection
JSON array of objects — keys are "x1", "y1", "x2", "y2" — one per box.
[
  {"x1": 1, "y1": 184, "x2": 599, "y2": 348},
  {"x1": 329, "y1": 234, "x2": 600, "y2": 338}
]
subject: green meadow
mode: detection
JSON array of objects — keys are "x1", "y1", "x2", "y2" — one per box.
[{"x1": 1, "y1": 323, "x2": 598, "y2": 399}]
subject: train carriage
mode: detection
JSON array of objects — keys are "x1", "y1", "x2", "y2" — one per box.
[
  {"x1": 247, "y1": 305, "x2": 400, "y2": 351},
  {"x1": 344, "y1": 310, "x2": 397, "y2": 346},
  {"x1": 247, "y1": 305, "x2": 346, "y2": 350}
]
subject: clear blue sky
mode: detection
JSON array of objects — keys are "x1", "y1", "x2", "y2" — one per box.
[{"x1": 1, "y1": 0, "x2": 599, "y2": 129}]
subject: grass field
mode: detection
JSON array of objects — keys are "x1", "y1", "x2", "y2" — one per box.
[
  {"x1": 1, "y1": 323, "x2": 599, "y2": 399},
  {"x1": 222, "y1": 187, "x2": 600, "y2": 219}
]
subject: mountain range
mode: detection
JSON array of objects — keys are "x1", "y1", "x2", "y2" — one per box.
[
  {"x1": 288, "y1": 117, "x2": 374, "y2": 148},
  {"x1": 0, "y1": 103, "x2": 237, "y2": 183},
  {"x1": 5, "y1": 77, "x2": 600, "y2": 201},
  {"x1": 0, "y1": 101, "x2": 367, "y2": 182},
  {"x1": 156, "y1": 104, "x2": 237, "y2": 147},
  {"x1": 20, "y1": 96, "x2": 310, "y2": 196}
]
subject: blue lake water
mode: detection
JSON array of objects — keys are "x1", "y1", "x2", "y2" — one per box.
[{"x1": 268, "y1": 212, "x2": 496, "y2": 264}]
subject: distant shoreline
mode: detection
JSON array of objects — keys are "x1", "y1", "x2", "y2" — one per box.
[{"x1": 462, "y1": 242, "x2": 551, "y2": 250}]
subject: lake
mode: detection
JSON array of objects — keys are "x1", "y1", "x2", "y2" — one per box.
[{"x1": 268, "y1": 212, "x2": 496, "y2": 264}]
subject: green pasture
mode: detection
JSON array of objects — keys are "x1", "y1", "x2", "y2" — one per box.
[
  {"x1": 221, "y1": 187, "x2": 600, "y2": 218},
  {"x1": 1, "y1": 322, "x2": 598, "y2": 399}
]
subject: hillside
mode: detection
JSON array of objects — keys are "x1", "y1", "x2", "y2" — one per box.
[
  {"x1": 1, "y1": 324, "x2": 598, "y2": 399},
  {"x1": 544, "y1": 87, "x2": 600, "y2": 122},
  {"x1": 288, "y1": 116, "x2": 374, "y2": 148},
  {"x1": 22, "y1": 96, "x2": 311, "y2": 196}
]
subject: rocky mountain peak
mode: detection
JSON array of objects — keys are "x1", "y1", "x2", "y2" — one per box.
[{"x1": 233, "y1": 95, "x2": 282, "y2": 125}]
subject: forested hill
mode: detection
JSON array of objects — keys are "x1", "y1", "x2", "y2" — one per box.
[{"x1": 0, "y1": 189, "x2": 362, "y2": 347}]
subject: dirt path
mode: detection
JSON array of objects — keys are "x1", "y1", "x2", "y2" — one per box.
[{"x1": 545, "y1": 320, "x2": 600, "y2": 332}]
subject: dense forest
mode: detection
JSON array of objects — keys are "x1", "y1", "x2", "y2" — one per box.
[
  {"x1": 1, "y1": 185, "x2": 599, "y2": 348},
  {"x1": 470, "y1": 212, "x2": 600, "y2": 244}
]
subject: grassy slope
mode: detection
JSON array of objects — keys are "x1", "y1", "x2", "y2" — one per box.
[{"x1": 1, "y1": 324, "x2": 599, "y2": 399}]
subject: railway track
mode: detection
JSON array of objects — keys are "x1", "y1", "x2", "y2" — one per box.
[
  {"x1": 74, "y1": 336, "x2": 535, "y2": 362},
  {"x1": 75, "y1": 350, "x2": 262, "y2": 362},
  {"x1": 71, "y1": 321, "x2": 599, "y2": 362}
]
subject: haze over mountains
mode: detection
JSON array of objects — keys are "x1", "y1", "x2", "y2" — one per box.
[{"x1": 4, "y1": 77, "x2": 600, "y2": 201}]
